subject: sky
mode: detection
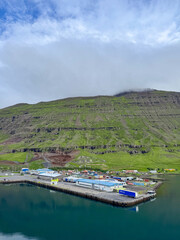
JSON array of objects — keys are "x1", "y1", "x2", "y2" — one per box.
[{"x1": 0, "y1": 0, "x2": 180, "y2": 108}]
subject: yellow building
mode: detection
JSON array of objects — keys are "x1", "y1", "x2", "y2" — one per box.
[{"x1": 164, "y1": 169, "x2": 175, "y2": 172}]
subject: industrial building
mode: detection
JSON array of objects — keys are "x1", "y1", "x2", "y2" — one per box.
[
  {"x1": 28, "y1": 168, "x2": 61, "y2": 181},
  {"x1": 76, "y1": 179, "x2": 125, "y2": 192},
  {"x1": 30, "y1": 168, "x2": 54, "y2": 175},
  {"x1": 63, "y1": 176, "x2": 80, "y2": 183},
  {"x1": 38, "y1": 172, "x2": 61, "y2": 181}
]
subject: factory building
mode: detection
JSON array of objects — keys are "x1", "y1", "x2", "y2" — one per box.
[
  {"x1": 38, "y1": 172, "x2": 61, "y2": 181},
  {"x1": 30, "y1": 168, "x2": 54, "y2": 175},
  {"x1": 76, "y1": 179, "x2": 125, "y2": 192},
  {"x1": 63, "y1": 176, "x2": 80, "y2": 183}
]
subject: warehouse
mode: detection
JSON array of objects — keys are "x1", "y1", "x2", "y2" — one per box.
[
  {"x1": 63, "y1": 176, "x2": 80, "y2": 183},
  {"x1": 38, "y1": 172, "x2": 61, "y2": 181},
  {"x1": 76, "y1": 179, "x2": 124, "y2": 192},
  {"x1": 30, "y1": 168, "x2": 54, "y2": 175}
]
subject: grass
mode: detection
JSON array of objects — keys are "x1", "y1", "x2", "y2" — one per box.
[
  {"x1": 0, "y1": 152, "x2": 27, "y2": 163},
  {"x1": 29, "y1": 160, "x2": 44, "y2": 170},
  {"x1": 0, "y1": 131, "x2": 9, "y2": 144},
  {"x1": 72, "y1": 147, "x2": 180, "y2": 171},
  {"x1": 0, "y1": 152, "x2": 43, "y2": 170}
]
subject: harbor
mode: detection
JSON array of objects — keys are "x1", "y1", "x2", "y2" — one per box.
[
  {"x1": 0, "y1": 169, "x2": 161, "y2": 207},
  {"x1": 0, "y1": 175, "x2": 179, "y2": 240}
]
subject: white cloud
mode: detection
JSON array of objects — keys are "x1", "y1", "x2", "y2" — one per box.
[
  {"x1": 0, "y1": 0, "x2": 180, "y2": 108},
  {"x1": 1, "y1": 0, "x2": 180, "y2": 45}
]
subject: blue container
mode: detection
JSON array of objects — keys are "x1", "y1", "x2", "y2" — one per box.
[
  {"x1": 119, "y1": 189, "x2": 137, "y2": 198},
  {"x1": 133, "y1": 182, "x2": 144, "y2": 186},
  {"x1": 113, "y1": 177, "x2": 121, "y2": 180}
]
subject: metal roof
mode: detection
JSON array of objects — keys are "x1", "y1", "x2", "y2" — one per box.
[
  {"x1": 36, "y1": 168, "x2": 53, "y2": 171},
  {"x1": 39, "y1": 173, "x2": 60, "y2": 177},
  {"x1": 76, "y1": 179, "x2": 120, "y2": 187}
]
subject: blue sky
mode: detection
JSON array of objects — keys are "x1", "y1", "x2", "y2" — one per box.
[{"x1": 0, "y1": 0, "x2": 180, "y2": 107}]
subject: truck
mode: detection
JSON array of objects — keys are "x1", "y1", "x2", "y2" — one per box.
[{"x1": 119, "y1": 189, "x2": 138, "y2": 198}]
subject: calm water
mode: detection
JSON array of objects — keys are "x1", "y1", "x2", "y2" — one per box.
[{"x1": 0, "y1": 176, "x2": 180, "y2": 240}]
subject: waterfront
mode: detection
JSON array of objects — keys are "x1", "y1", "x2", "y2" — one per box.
[{"x1": 0, "y1": 176, "x2": 180, "y2": 240}]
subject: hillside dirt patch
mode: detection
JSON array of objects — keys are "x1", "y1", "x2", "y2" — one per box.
[
  {"x1": 30, "y1": 151, "x2": 79, "y2": 167},
  {"x1": 0, "y1": 160, "x2": 17, "y2": 165},
  {"x1": 30, "y1": 153, "x2": 44, "y2": 162},
  {"x1": 45, "y1": 151, "x2": 79, "y2": 167}
]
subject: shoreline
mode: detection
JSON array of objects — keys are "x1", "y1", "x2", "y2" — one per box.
[{"x1": 0, "y1": 176, "x2": 162, "y2": 207}]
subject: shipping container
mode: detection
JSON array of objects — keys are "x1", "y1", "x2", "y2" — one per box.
[
  {"x1": 113, "y1": 177, "x2": 121, "y2": 181},
  {"x1": 127, "y1": 182, "x2": 134, "y2": 185},
  {"x1": 119, "y1": 189, "x2": 138, "y2": 198},
  {"x1": 144, "y1": 179, "x2": 149, "y2": 182},
  {"x1": 133, "y1": 182, "x2": 145, "y2": 186}
]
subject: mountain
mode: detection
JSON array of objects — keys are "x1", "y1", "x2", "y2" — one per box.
[{"x1": 0, "y1": 90, "x2": 180, "y2": 171}]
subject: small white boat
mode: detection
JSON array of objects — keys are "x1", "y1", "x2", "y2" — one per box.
[{"x1": 147, "y1": 190, "x2": 156, "y2": 195}]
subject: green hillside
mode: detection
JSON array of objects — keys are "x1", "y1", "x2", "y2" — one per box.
[{"x1": 0, "y1": 90, "x2": 180, "y2": 171}]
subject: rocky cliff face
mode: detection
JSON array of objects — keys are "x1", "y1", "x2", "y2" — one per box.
[{"x1": 0, "y1": 90, "x2": 180, "y2": 158}]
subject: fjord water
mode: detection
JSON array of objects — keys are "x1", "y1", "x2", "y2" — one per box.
[{"x1": 0, "y1": 176, "x2": 180, "y2": 240}]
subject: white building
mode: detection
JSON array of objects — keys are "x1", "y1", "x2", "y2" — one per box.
[
  {"x1": 76, "y1": 179, "x2": 123, "y2": 192},
  {"x1": 63, "y1": 176, "x2": 80, "y2": 183}
]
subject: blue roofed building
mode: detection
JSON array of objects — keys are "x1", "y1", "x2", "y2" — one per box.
[
  {"x1": 76, "y1": 179, "x2": 125, "y2": 192},
  {"x1": 30, "y1": 168, "x2": 54, "y2": 175}
]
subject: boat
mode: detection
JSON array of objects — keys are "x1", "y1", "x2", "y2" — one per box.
[{"x1": 147, "y1": 190, "x2": 156, "y2": 196}]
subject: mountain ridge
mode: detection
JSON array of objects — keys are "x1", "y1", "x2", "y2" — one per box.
[{"x1": 0, "y1": 89, "x2": 180, "y2": 171}]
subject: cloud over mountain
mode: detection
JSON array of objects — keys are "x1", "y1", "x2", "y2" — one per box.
[{"x1": 0, "y1": 0, "x2": 180, "y2": 108}]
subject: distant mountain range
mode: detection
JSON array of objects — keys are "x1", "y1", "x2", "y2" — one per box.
[{"x1": 0, "y1": 90, "x2": 180, "y2": 171}]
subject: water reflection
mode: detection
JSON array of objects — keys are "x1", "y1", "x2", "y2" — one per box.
[
  {"x1": 128, "y1": 206, "x2": 139, "y2": 212},
  {"x1": 0, "y1": 233, "x2": 38, "y2": 240}
]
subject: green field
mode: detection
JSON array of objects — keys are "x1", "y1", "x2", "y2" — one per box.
[
  {"x1": 29, "y1": 160, "x2": 44, "y2": 170},
  {"x1": 68, "y1": 147, "x2": 180, "y2": 171},
  {"x1": 0, "y1": 153, "x2": 27, "y2": 163},
  {"x1": 0, "y1": 153, "x2": 44, "y2": 170}
]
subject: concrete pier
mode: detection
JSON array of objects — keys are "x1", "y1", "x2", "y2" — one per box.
[{"x1": 0, "y1": 175, "x2": 160, "y2": 207}]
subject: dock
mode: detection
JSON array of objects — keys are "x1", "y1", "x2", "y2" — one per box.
[{"x1": 0, "y1": 175, "x2": 161, "y2": 207}]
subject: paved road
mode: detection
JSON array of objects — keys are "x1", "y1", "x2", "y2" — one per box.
[{"x1": 42, "y1": 154, "x2": 51, "y2": 168}]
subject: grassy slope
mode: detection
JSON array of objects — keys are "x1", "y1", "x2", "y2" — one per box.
[
  {"x1": 29, "y1": 160, "x2": 44, "y2": 170},
  {"x1": 0, "y1": 152, "x2": 27, "y2": 163},
  {"x1": 69, "y1": 147, "x2": 180, "y2": 171},
  {"x1": 0, "y1": 90, "x2": 180, "y2": 171}
]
